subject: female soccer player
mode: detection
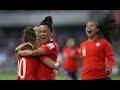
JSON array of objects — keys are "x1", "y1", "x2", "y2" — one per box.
[
  {"x1": 18, "y1": 16, "x2": 59, "y2": 80},
  {"x1": 62, "y1": 37, "x2": 80, "y2": 80},
  {"x1": 79, "y1": 16, "x2": 115, "y2": 80},
  {"x1": 16, "y1": 27, "x2": 39, "y2": 80}
]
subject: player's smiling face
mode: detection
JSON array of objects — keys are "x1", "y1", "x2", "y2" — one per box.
[
  {"x1": 38, "y1": 25, "x2": 51, "y2": 44},
  {"x1": 85, "y1": 21, "x2": 99, "y2": 38}
]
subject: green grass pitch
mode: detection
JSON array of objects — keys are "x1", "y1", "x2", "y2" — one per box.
[{"x1": 0, "y1": 73, "x2": 120, "y2": 80}]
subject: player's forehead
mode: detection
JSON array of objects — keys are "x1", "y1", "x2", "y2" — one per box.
[
  {"x1": 38, "y1": 25, "x2": 49, "y2": 31},
  {"x1": 86, "y1": 21, "x2": 96, "y2": 26}
]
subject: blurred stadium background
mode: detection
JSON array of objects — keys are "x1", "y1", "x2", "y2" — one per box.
[{"x1": 0, "y1": 10, "x2": 120, "y2": 80}]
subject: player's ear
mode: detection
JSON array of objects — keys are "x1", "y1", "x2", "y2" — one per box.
[{"x1": 51, "y1": 32, "x2": 55, "y2": 37}]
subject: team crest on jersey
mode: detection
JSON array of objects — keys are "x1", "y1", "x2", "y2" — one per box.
[
  {"x1": 47, "y1": 43, "x2": 55, "y2": 50},
  {"x1": 96, "y1": 43, "x2": 101, "y2": 47}
]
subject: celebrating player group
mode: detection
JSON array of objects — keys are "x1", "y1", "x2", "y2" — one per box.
[{"x1": 15, "y1": 15, "x2": 115, "y2": 80}]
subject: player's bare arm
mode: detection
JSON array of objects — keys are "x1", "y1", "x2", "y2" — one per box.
[
  {"x1": 18, "y1": 47, "x2": 46, "y2": 56},
  {"x1": 32, "y1": 48, "x2": 45, "y2": 56},
  {"x1": 43, "y1": 58, "x2": 59, "y2": 69},
  {"x1": 15, "y1": 42, "x2": 34, "y2": 52},
  {"x1": 18, "y1": 50, "x2": 32, "y2": 56}
]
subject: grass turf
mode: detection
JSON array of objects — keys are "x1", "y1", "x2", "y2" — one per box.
[{"x1": 0, "y1": 73, "x2": 120, "y2": 80}]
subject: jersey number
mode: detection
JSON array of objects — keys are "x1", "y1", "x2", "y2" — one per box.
[
  {"x1": 82, "y1": 48, "x2": 86, "y2": 56},
  {"x1": 18, "y1": 58, "x2": 26, "y2": 79}
]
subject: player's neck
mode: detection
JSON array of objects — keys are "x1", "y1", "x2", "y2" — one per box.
[
  {"x1": 88, "y1": 35, "x2": 99, "y2": 42},
  {"x1": 31, "y1": 41, "x2": 38, "y2": 49}
]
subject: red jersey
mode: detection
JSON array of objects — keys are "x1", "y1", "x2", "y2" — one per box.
[
  {"x1": 62, "y1": 47, "x2": 80, "y2": 72},
  {"x1": 17, "y1": 56, "x2": 39, "y2": 80},
  {"x1": 37, "y1": 41, "x2": 59, "y2": 80},
  {"x1": 80, "y1": 38, "x2": 115, "y2": 80}
]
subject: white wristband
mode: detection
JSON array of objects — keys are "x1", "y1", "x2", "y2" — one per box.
[{"x1": 54, "y1": 62, "x2": 59, "y2": 68}]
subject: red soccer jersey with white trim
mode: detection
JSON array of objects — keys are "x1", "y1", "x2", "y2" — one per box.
[
  {"x1": 17, "y1": 56, "x2": 39, "y2": 80},
  {"x1": 62, "y1": 47, "x2": 80, "y2": 72},
  {"x1": 80, "y1": 38, "x2": 115, "y2": 80},
  {"x1": 37, "y1": 41, "x2": 59, "y2": 80}
]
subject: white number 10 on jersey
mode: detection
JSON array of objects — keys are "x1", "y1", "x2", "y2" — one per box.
[{"x1": 18, "y1": 58, "x2": 26, "y2": 79}]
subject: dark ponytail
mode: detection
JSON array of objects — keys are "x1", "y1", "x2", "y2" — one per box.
[{"x1": 98, "y1": 15, "x2": 116, "y2": 45}]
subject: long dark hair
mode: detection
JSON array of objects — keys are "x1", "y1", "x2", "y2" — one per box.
[{"x1": 97, "y1": 15, "x2": 116, "y2": 45}]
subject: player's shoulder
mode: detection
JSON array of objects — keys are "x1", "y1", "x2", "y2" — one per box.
[
  {"x1": 53, "y1": 41, "x2": 59, "y2": 47},
  {"x1": 80, "y1": 40, "x2": 88, "y2": 46},
  {"x1": 45, "y1": 41, "x2": 57, "y2": 50},
  {"x1": 99, "y1": 38, "x2": 110, "y2": 44},
  {"x1": 98, "y1": 38, "x2": 111, "y2": 47},
  {"x1": 99, "y1": 38, "x2": 107, "y2": 42}
]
